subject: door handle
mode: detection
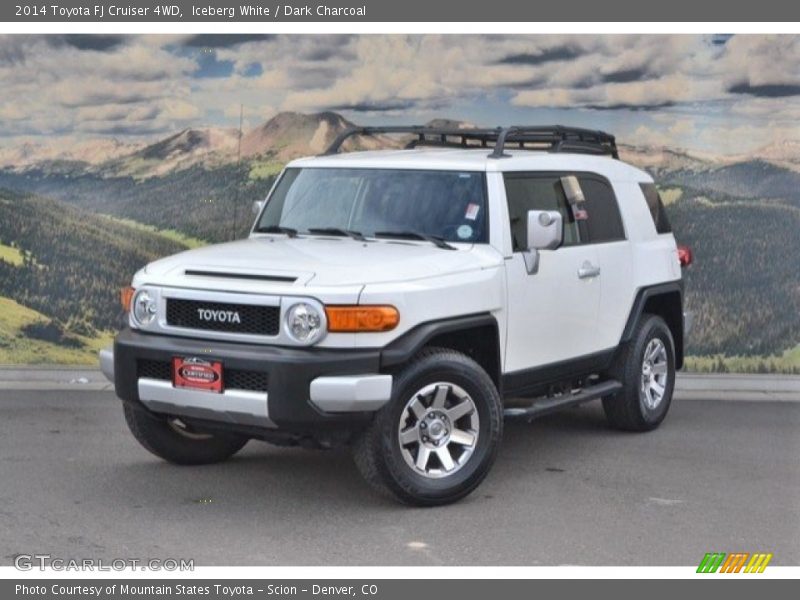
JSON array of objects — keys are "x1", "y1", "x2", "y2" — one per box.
[{"x1": 578, "y1": 261, "x2": 601, "y2": 279}]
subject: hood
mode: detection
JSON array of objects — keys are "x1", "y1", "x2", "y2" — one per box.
[{"x1": 137, "y1": 235, "x2": 502, "y2": 291}]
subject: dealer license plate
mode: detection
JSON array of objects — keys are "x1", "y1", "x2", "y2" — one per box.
[{"x1": 172, "y1": 357, "x2": 223, "y2": 393}]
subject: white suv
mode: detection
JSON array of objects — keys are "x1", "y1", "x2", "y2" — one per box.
[{"x1": 100, "y1": 126, "x2": 691, "y2": 506}]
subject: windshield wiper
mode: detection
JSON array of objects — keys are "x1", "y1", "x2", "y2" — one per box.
[
  {"x1": 374, "y1": 231, "x2": 456, "y2": 251},
  {"x1": 254, "y1": 225, "x2": 298, "y2": 238},
  {"x1": 307, "y1": 227, "x2": 367, "y2": 242}
]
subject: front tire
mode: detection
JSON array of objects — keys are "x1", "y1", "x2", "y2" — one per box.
[
  {"x1": 602, "y1": 313, "x2": 676, "y2": 432},
  {"x1": 124, "y1": 405, "x2": 249, "y2": 465},
  {"x1": 353, "y1": 347, "x2": 503, "y2": 506}
]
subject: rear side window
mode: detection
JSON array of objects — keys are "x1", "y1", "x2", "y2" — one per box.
[
  {"x1": 640, "y1": 183, "x2": 672, "y2": 234},
  {"x1": 579, "y1": 176, "x2": 625, "y2": 243}
]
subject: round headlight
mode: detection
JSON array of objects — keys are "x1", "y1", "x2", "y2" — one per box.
[
  {"x1": 285, "y1": 302, "x2": 323, "y2": 344},
  {"x1": 132, "y1": 289, "x2": 157, "y2": 326}
]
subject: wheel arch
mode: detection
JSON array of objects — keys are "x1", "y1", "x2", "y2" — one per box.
[
  {"x1": 380, "y1": 314, "x2": 502, "y2": 389},
  {"x1": 620, "y1": 282, "x2": 684, "y2": 368}
]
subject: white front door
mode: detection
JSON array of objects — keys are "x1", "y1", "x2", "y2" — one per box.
[
  {"x1": 501, "y1": 173, "x2": 604, "y2": 373},
  {"x1": 504, "y1": 246, "x2": 602, "y2": 372}
]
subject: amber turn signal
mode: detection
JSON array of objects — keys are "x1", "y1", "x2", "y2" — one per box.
[
  {"x1": 325, "y1": 305, "x2": 399, "y2": 332},
  {"x1": 120, "y1": 286, "x2": 135, "y2": 312}
]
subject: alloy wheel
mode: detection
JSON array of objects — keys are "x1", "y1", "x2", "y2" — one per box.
[
  {"x1": 397, "y1": 382, "x2": 480, "y2": 479},
  {"x1": 640, "y1": 338, "x2": 669, "y2": 410}
]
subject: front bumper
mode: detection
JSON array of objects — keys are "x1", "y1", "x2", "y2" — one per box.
[{"x1": 103, "y1": 328, "x2": 392, "y2": 433}]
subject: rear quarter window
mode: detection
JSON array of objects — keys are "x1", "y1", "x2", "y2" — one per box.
[
  {"x1": 639, "y1": 183, "x2": 673, "y2": 234},
  {"x1": 579, "y1": 176, "x2": 625, "y2": 243}
]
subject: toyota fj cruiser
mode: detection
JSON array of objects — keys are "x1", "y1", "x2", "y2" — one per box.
[{"x1": 100, "y1": 126, "x2": 692, "y2": 506}]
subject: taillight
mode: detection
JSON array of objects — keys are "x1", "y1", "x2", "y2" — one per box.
[{"x1": 677, "y1": 245, "x2": 693, "y2": 268}]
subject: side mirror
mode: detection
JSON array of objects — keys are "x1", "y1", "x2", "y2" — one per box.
[
  {"x1": 523, "y1": 210, "x2": 562, "y2": 275},
  {"x1": 252, "y1": 200, "x2": 265, "y2": 215},
  {"x1": 526, "y1": 210, "x2": 563, "y2": 251}
]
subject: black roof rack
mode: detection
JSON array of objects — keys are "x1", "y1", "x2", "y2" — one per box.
[{"x1": 323, "y1": 125, "x2": 618, "y2": 159}]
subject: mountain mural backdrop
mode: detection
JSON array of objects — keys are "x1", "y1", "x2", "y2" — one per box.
[{"x1": 0, "y1": 112, "x2": 798, "y2": 370}]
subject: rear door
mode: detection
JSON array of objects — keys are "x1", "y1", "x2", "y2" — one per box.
[{"x1": 577, "y1": 175, "x2": 634, "y2": 350}]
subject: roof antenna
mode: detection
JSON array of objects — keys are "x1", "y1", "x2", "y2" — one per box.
[{"x1": 231, "y1": 103, "x2": 244, "y2": 241}]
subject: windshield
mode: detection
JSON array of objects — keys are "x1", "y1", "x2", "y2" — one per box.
[{"x1": 256, "y1": 168, "x2": 488, "y2": 243}]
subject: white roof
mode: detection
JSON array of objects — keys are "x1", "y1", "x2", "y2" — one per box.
[{"x1": 288, "y1": 148, "x2": 653, "y2": 183}]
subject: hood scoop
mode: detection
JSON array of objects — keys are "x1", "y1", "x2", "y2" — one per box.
[{"x1": 184, "y1": 269, "x2": 297, "y2": 284}]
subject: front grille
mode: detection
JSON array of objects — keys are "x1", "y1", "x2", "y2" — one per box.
[
  {"x1": 138, "y1": 359, "x2": 171, "y2": 381},
  {"x1": 227, "y1": 369, "x2": 269, "y2": 392},
  {"x1": 166, "y1": 298, "x2": 280, "y2": 336},
  {"x1": 136, "y1": 359, "x2": 269, "y2": 392}
]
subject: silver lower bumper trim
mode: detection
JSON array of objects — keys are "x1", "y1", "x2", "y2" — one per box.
[
  {"x1": 99, "y1": 346, "x2": 115, "y2": 383},
  {"x1": 309, "y1": 374, "x2": 393, "y2": 413},
  {"x1": 137, "y1": 378, "x2": 275, "y2": 428}
]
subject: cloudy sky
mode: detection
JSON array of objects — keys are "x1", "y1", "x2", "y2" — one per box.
[{"x1": 1, "y1": 34, "x2": 798, "y2": 154}]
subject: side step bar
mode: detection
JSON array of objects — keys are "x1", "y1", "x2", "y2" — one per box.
[{"x1": 504, "y1": 380, "x2": 623, "y2": 420}]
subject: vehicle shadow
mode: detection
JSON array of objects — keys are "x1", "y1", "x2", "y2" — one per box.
[{"x1": 109, "y1": 402, "x2": 615, "y2": 511}]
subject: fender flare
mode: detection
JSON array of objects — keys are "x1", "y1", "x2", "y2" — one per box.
[
  {"x1": 620, "y1": 281, "x2": 685, "y2": 368},
  {"x1": 380, "y1": 313, "x2": 500, "y2": 371}
]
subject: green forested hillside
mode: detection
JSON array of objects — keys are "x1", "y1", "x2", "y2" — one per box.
[
  {"x1": 0, "y1": 165, "x2": 276, "y2": 243},
  {"x1": 0, "y1": 296, "x2": 111, "y2": 364},
  {"x1": 663, "y1": 161, "x2": 800, "y2": 205},
  {"x1": 0, "y1": 189, "x2": 189, "y2": 336},
  {"x1": 666, "y1": 190, "x2": 800, "y2": 356}
]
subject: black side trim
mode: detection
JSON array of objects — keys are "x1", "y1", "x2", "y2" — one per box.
[
  {"x1": 620, "y1": 281, "x2": 682, "y2": 340},
  {"x1": 501, "y1": 348, "x2": 616, "y2": 398},
  {"x1": 620, "y1": 281, "x2": 684, "y2": 368},
  {"x1": 380, "y1": 313, "x2": 498, "y2": 368}
]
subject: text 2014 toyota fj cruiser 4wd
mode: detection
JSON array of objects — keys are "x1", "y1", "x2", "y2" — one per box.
[{"x1": 100, "y1": 126, "x2": 693, "y2": 506}]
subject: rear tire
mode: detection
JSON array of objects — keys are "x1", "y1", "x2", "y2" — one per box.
[
  {"x1": 602, "y1": 313, "x2": 675, "y2": 432},
  {"x1": 124, "y1": 405, "x2": 249, "y2": 465},
  {"x1": 353, "y1": 347, "x2": 502, "y2": 506}
]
